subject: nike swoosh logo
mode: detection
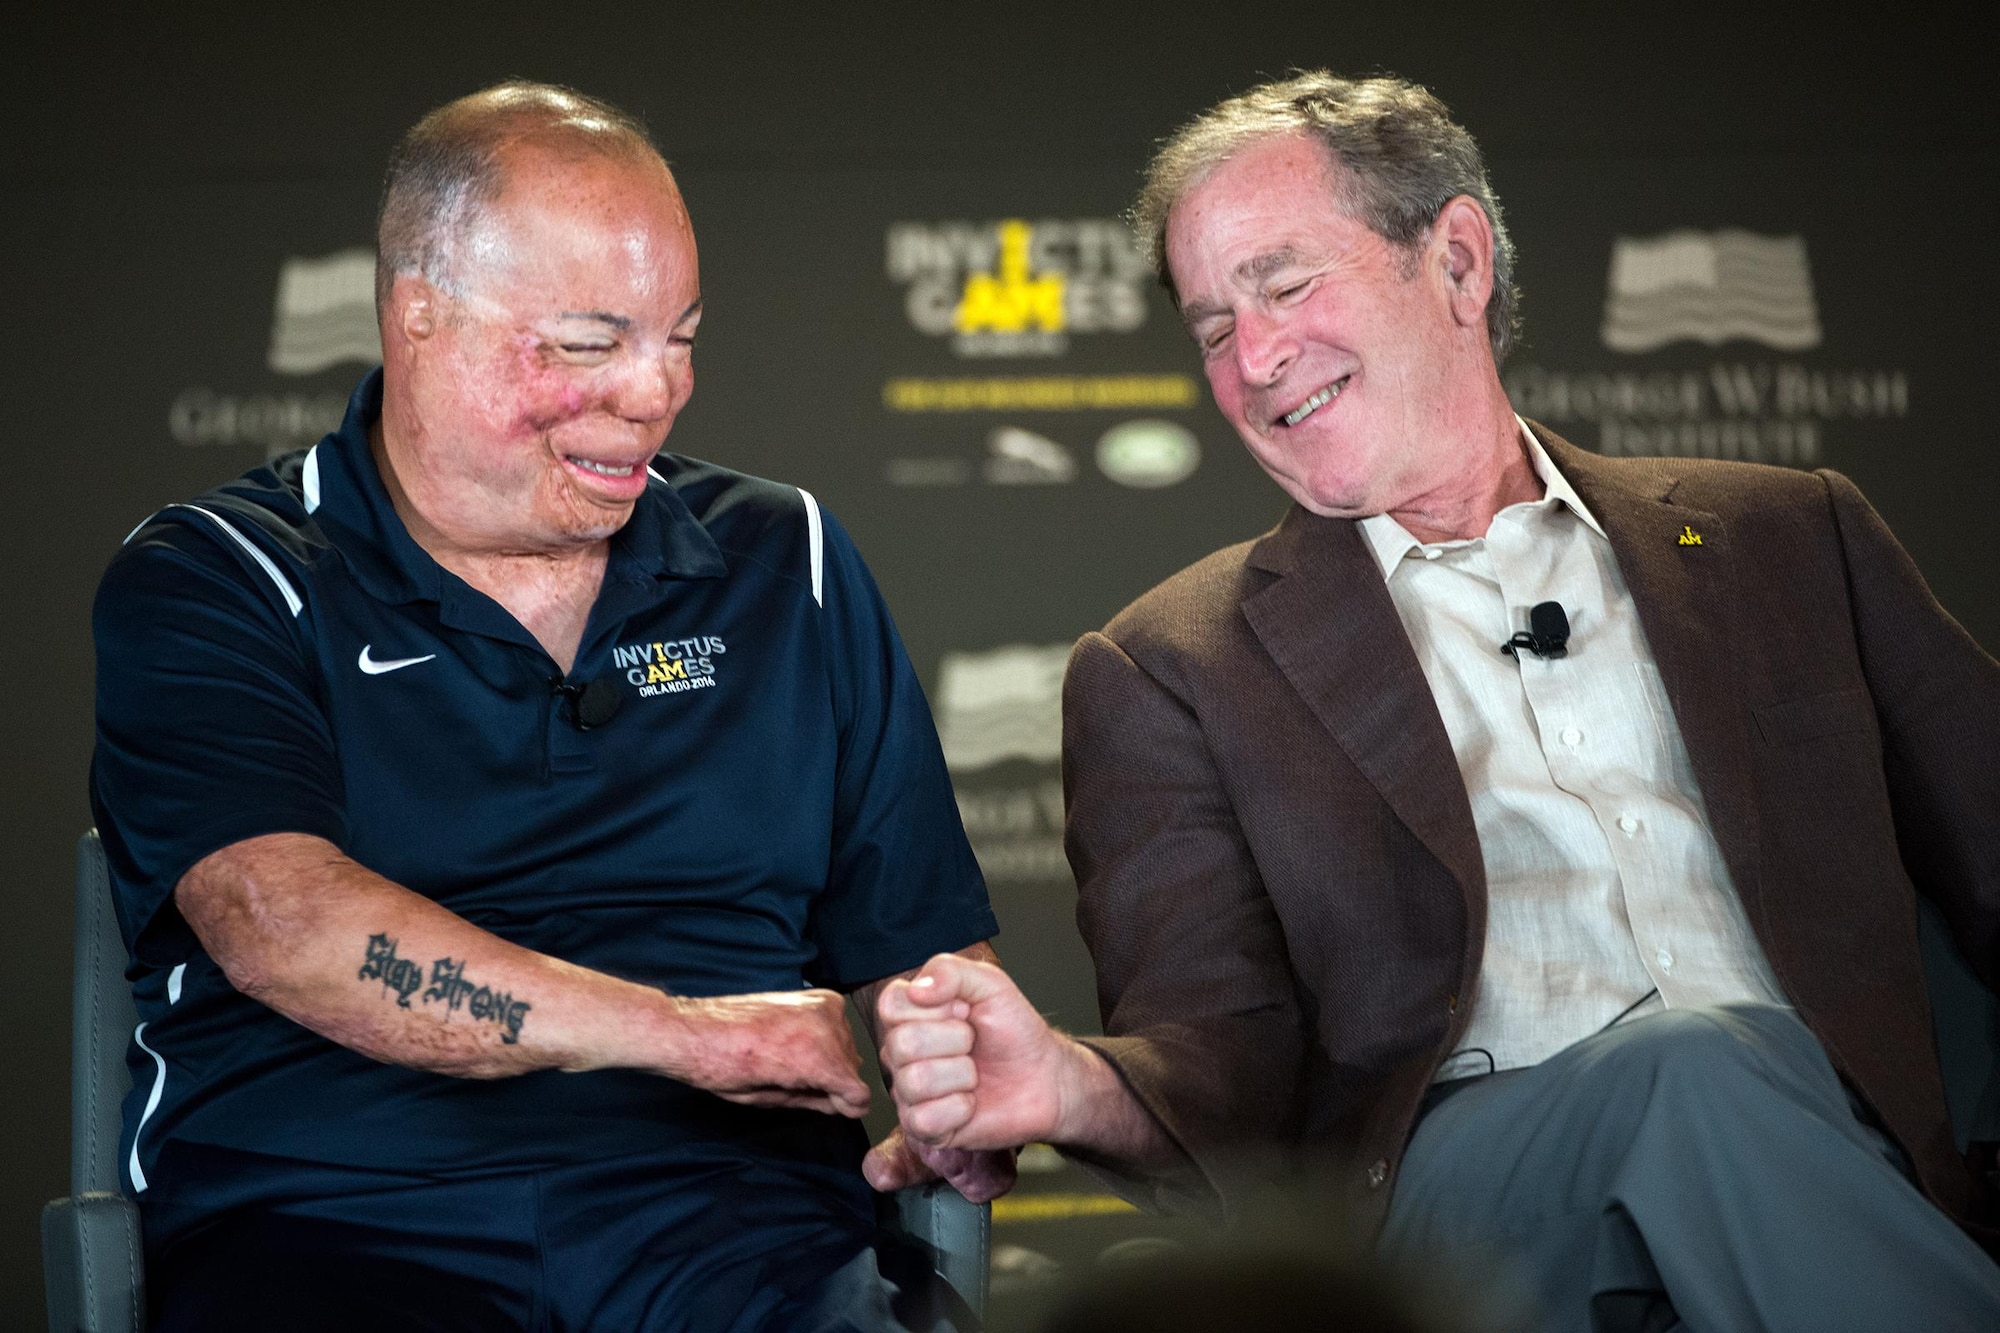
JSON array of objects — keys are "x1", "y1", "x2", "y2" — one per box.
[{"x1": 358, "y1": 645, "x2": 437, "y2": 675}]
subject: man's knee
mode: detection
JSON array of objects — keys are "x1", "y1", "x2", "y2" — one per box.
[{"x1": 1585, "y1": 1003, "x2": 1801, "y2": 1081}]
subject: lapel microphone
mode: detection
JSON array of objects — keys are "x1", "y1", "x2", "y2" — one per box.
[
  {"x1": 1501, "y1": 601, "x2": 1571, "y2": 660},
  {"x1": 550, "y1": 676, "x2": 624, "y2": 730}
]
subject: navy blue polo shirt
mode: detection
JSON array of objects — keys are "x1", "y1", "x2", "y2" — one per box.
[{"x1": 92, "y1": 370, "x2": 994, "y2": 1198}]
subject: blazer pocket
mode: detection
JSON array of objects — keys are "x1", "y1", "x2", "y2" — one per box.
[{"x1": 1753, "y1": 687, "x2": 1871, "y2": 747}]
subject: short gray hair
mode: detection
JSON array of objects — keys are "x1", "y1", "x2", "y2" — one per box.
[
  {"x1": 1132, "y1": 71, "x2": 1520, "y2": 364},
  {"x1": 376, "y1": 81, "x2": 662, "y2": 310}
]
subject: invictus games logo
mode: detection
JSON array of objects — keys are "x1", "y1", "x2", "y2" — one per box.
[
  {"x1": 613, "y1": 635, "x2": 726, "y2": 698},
  {"x1": 887, "y1": 218, "x2": 1150, "y2": 358}
]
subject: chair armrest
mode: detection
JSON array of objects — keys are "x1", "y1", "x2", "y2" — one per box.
[
  {"x1": 42, "y1": 1193, "x2": 144, "y2": 1333},
  {"x1": 892, "y1": 1181, "x2": 990, "y2": 1316}
]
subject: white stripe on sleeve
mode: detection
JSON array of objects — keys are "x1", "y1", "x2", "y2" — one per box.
[
  {"x1": 798, "y1": 489, "x2": 825, "y2": 608},
  {"x1": 171, "y1": 505, "x2": 304, "y2": 617}
]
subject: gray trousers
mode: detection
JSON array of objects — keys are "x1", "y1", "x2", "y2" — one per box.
[{"x1": 1380, "y1": 1003, "x2": 2000, "y2": 1332}]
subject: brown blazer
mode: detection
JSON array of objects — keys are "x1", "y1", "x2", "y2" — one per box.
[{"x1": 1063, "y1": 423, "x2": 2000, "y2": 1242}]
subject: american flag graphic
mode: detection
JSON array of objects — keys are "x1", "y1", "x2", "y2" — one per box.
[
  {"x1": 267, "y1": 249, "x2": 382, "y2": 375},
  {"x1": 934, "y1": 643, "x2": 1073, "y2": 773},
  {"x1": 1601, "y1": 229, "x2": 1821, "y2": 353}
]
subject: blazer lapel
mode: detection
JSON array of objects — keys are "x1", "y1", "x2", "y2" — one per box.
[
  {"x1": 1241, "y1": 507, "x2": 1486, "y2": 907},
  {"x1": 1543, "y1": 431, "x2": 1765, "y2": 923}
]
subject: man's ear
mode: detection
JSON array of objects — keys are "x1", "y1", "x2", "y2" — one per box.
[
  {"x1": 1433, "y1": 195, "x2": 1496, "y2": 331},
  {"x1": 384, "y1": 273, "x2": 440, "y2": 348}
]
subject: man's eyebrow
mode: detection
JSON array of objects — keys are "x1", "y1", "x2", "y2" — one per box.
[
  {"x1": 1178, "y1": 249, "x2": 1314, "y2": 326},
  {"x1": 676, "y1": 297, "x2": 703, "y2": 324},
  {"x1": 557, "y1": 310, "x2": 633, "y2": 330},
  {"x1": 1234, "y1": 246, "x2": 1307, "y2": 284}
]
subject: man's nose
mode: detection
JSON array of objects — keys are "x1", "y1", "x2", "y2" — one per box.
[
  {"x1": 617, "y1": 347, "x2": 689, "y2": 423},
  {"x1": 1233, "y1": 309, "x2": 1296, "y2": 387}
]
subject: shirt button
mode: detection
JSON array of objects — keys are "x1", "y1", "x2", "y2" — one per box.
[
  {"x1": 1656, "y1": 947, "x2": 1675, "y2": 971},
  {"x1": 1366, "y1": 1159, "x2": 1389, "y2": 1189},
  {"x1": 1560, "y1": 727, "x2": 1583, "y2": 746},
  {"x1": 1618, "y1": 816, "x2": 1640, "y2": 834},
  {"x1": 1422, "y1": 547, "x2": 1442, "y2": 561},
  {"x1": 1446, "y1": 994, "x2": 1459, "y2": 1015}
]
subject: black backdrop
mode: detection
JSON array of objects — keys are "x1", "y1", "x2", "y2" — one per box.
[{"x1": 5, "y1": 4, "x2": 1996, "y2": 1321}]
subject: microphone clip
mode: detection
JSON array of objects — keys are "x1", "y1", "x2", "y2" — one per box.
[
  {"x1": 1500, "y1": 600, "x2": 1571, "y2": 660},
  {"x1": 550, "y1": 675, "x2": 624, "y2": 731}
]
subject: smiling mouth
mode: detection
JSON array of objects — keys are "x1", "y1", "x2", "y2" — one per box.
[
  {"x1": 567, "y1": 455, "x2": 638, "y2": 478},
  {"x1": 1277, "y1": 376, "x2": 1350, "y2": 428}
]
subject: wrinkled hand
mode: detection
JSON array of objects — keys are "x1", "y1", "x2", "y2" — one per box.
[
  {"x1": 862, "y1": 1124, "x2": 1018, "y2": 1203},
  {"x1": 873, "y1": 953, "x2": 1068, "y2": 1153},
  {"x1": 665, "y1": 989, "x2": 869, "y2": 1117}
]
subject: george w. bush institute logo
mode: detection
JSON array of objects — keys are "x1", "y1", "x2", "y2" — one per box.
[
  {"x1": 267, "y1": 249, "x2": 382, "y2": 375},
  {"x1": 1601, "y1": 230, "x2": 1821, "y2": 354}
]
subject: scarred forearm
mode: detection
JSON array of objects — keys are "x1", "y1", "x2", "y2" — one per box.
[{"x1": 177, "y1": 832, "x2": 867, "y2": 1112}]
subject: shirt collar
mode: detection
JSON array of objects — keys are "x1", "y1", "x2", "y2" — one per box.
[
  {"x1": 1528, "y1": 419, "x2": 1606, "y2": 540},
  {"x1": 1355, "y1": 416, "x2": 1606, "y2": 582},
  {"x1": 305, "y1": 369, "x2": 726, "y2": 607}
]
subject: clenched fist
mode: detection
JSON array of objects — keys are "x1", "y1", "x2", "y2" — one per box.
[{"x1": 870, "y1": 953, "x2": 1071, "y2": 1151}]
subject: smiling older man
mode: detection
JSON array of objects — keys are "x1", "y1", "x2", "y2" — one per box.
[
  {"x1": 91, "y1": 82, "x2": 1003, "y2": 1331},
  {"x1": 872, "y1": 72, "x2": 2000, "y2": 1330}
]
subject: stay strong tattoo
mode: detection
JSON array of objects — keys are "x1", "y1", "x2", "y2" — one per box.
[{"x1": 357, "y1": 933, "x2": 531, "y2": 1044}]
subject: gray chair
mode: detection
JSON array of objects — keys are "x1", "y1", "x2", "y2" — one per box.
[
  {"x1": 896, "y1": 1177, "x2": 991, "y2": 1316},
  {"x1": 44, "y1": 830, "x2": 987, "y2": 1331},
  {"x1": 42, "y1": 831, "x2": 144, "y2": 1333}
]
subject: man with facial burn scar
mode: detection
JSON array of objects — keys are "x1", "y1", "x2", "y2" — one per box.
[{"x1": 91, "y1": 82, "x2": 1007, "y2": 1331}]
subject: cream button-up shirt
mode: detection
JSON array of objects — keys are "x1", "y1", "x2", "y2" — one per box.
[{"x1": 1358, "y1": 422, "x2": 1788, "y2": 1080}]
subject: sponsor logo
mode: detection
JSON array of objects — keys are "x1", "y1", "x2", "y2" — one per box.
[
  {"x1": 357, "y1": 645, "x2": 436, "y2": 675},
  {"x1": 612, "y1": 635, "x2": 726, "y2": 698},
  {"x1": 984, "y1": 428, "x2": 1076, "y2": 485},
  {"x1": 885, "y1": 457, "x2": 974, "y2": 488},
  {"x1": 1096, "y1": 419, "x2": 1200, "y2": 488},
  {"x1": 268, "y1": 249, "x2": 383, "y2": 374},
  {"x1": 887, "y1": 218, "x2": 1149, "y2": 358}
]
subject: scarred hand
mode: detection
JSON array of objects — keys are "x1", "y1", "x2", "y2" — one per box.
[{"x1": 662, "y1": 989, "x2": 870, "y2": 1117}]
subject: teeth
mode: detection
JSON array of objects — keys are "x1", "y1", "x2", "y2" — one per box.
[
  {"x1": 570, "y1": 457, "x2": 636, "y2": 477},
  {"x1": 1281, "y1": 378, "x2": 1345, "y2": 427}
]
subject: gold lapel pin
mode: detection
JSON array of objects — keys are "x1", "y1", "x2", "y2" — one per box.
[{"x1": 1677, "y1": 524, "x2": 1703, "y2": 547}]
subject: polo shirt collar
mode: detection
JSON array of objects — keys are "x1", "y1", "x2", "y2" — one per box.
[
  {"x1": 305, "y1": 370, "x2": 727, "y2": 611},
  {"x1": 1356, "y1": 415, "x2": 1607, "y2": 581}
]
